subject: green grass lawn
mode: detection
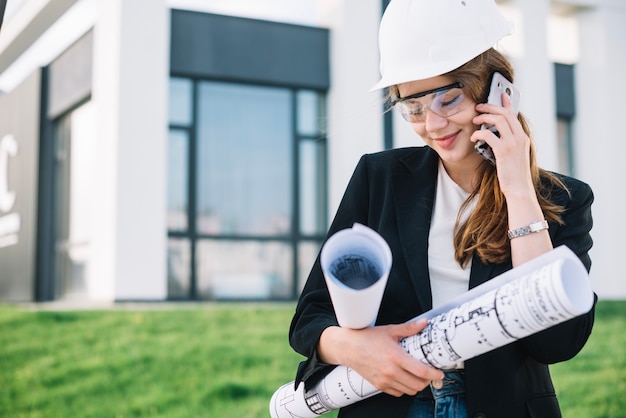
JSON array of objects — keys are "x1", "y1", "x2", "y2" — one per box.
[
  {"x1": 0, "y1": 300, "x2": 623, "y2": 418},
  {"x1": 551, "y1": 300, "x2": 626, "y2": 418}
]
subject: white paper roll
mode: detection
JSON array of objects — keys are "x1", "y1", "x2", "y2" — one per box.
[{"x1": 320, "y1": 223, "x2": 392, "y2": 329}]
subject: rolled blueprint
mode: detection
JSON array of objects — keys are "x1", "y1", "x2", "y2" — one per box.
[
  {"x1": 320, "y1": 223, "x2": 392, "y2": 329},
  {"x1": 269, "y1": 245, "x2": 594, "y2": 418}
]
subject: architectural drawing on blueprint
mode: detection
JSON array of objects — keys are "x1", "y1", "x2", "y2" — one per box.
[{"x1": 270, "y1": 246, "x2": 593, "y2": 418}]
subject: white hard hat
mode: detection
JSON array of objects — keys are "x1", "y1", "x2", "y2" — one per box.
[{"x1": 371, "y1": 0, "x2": 513, "y2": 91}]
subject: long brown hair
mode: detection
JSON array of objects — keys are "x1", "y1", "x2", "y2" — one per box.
[
  {"x1": 388, "y1": 48, "x2": 568, "y2": 266},
  {"x1": 444, "y1": 48, "x2": 568, "y2": 266}
]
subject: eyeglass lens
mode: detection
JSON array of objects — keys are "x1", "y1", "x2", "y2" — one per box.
[{"x1": 395, "y1": 87, "x2": 467, "y2": 123}]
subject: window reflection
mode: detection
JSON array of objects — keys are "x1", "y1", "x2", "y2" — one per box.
[
  {"x1": 556, "y1": 118, "x2": 573, "y2": 176},
  {"x1": 196, "y1": 82, "x2": 292, "y2": 236},
  {"x1": 167, "y1": 78, "x2": 328, "y2": 300},
  {"x1": 298, "y1": 241, "x2": 322, "y2": 293},
  {"x1": 169, "y1": 78, "x2": 192, "y2": 126},
  {"x1": 298, "y1": 90, "x2": 323, "y2": 136},
  {"x1": 167, "y1": 130, "x2": 188, "y2": 230},
  {"x1": 167, "y1": 238, "x2": 191, "y2": 299},
  {"x1": 53, "y1": 101, "x2": 95, "y2": 300},
  {"x1": 196, "y1": 240, "x2": 292, "y2": 299},
  {"x1": 299, "y1": 139, "x2": 326, "y2": 235}
]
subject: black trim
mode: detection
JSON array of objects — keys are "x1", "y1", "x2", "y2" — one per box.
[
  {"x1": 382, "y1": 0, "x2": 393, "y2": 150},
  {"x1": 291, "y1": 91, "x2": 300, "y2": 299},
  {"x1": 170, "y1": 10, "x2": 330, "y2": 90},
  {"x1": 555, "y1": 63, "x2": 576, "y2": 118},
  {"x1": 35, "y1": 66, "x2": 55, "y2": 301},
  {"x1": 0, "y1": 0, "x2": 6, "y2": 33},
  {"x1": 188, "y1": 82, "x2": 199, "y2": 299}
]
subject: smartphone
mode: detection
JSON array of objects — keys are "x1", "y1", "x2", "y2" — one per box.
[{"x1": 475, "y1": 72, "x2": 521, "y2": 164}]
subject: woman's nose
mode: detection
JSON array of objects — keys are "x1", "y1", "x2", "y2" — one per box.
[{"x1": 423, "y1": 108, "x2": 448, "y2": 132}]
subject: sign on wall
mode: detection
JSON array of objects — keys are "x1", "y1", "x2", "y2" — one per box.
[
  {"x1": 0, "y1": 70, "x2": 41, "y2": 301},
  {"x1": 0, "y1": 133, "x2": 20, "y2": 248}
]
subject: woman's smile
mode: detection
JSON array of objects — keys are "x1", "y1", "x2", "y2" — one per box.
[{"x1": 432, "y1": 131, "x2": 460, "y2": 150}]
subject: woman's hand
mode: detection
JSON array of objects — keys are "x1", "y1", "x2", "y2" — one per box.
[
  {"x1": 471, "y1": 93, "x2": 553, "y2": 266},
  {"x1": 317, "y1": 319, "x2": 444, "y2": 397},
  {"x1": 471, "y1": 93, "x2": 534, "y2": 198}
]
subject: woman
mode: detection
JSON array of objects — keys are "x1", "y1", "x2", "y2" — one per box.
[{"x1": 288, "y1": 0, "x2": 595, "y2": 417}]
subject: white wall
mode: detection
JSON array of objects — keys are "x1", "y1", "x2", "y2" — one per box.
[
  {"x1": 91, "y1": 0, "x2": 168, "y2": 300},
  {"x1": 574, "y1": 2, "x2": 626, "y2": 299},
  {"x1": 319, "y1": 0, "x2": 385, "y2": 214},
  {"x1": 507, "y1": 0, "x2": 560, "y2": 170},
  {"x1": 114, "y1": 0, "x2": 169, "y2": 299}
]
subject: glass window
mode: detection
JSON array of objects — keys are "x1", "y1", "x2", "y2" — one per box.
[
  {"x1": 556, "y1": 118, "x2": 573, "y2": 176},
  {"x1": 53, "y1": 101, "x2": 96, "y2": 300},
  {"x1": 297, "y1": 90, "x2": 324, "y2": 136},
  {"x1": 196, "y1": 82, "x2": 292, "y2": 236},
  {"x1": 169, "y1": 78, "x2": 192, "y2": 126},
  {"x1": 299, "y1": 139, "x2": 326, "y2": 235},
  {"x1": 298, "y1": 241, "x2": 322, "y2": 293},
  {"x1": 167, "y1": 238, "x2": 191, "y2": 299},
  {"x1": 167, "y1": 77, "x2": 327, "y2": 301},
  {"x1": 167, "y1": 129, "x2": 188, "y2": 231},
  {"x1": 196, "y1": 240, "x2": 293, "y2": 299}
]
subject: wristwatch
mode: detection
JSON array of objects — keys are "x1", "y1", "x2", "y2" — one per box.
[{"x1": 507, "y1": 220, "x2": 549, "y2": 240}]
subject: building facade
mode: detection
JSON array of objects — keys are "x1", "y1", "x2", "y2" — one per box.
[{"x1": 0, "y1": 0, "x2": 624, "y2": 303}]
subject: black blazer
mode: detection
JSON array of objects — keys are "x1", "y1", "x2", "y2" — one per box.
[{"x1": 289, "y1": 147, "x2": 596, "y2": 418}]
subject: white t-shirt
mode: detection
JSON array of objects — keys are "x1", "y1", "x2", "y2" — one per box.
[{"x1": 428, "y1": 160, "x2": 478, "y2": 310}]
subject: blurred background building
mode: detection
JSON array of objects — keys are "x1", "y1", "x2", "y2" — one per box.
[{"x1": 0, "y1": 0, "x2": 624, "y2": 303}]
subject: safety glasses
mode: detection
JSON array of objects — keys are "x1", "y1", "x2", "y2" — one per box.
[{"x1": 391, "y1": 82, "x2": 470, "y2": 123}]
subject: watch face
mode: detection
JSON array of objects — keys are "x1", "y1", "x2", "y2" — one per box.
[
  {"x1": 508, "y1": 221, "x2": 548, "y2": 239},
  {"x1": 508, "y1": 226, "x2": 530, "y2": 239}
]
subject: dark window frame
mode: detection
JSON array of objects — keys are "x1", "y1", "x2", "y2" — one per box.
[{"x1": 167, "y1": 76, "x2": 328, "y2": 300}]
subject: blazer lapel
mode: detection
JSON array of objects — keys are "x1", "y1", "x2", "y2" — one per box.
[
  {"x1": 390, "y1": 147, "x2": 511, "y2": 310},
  {"x1": 391, "y1": 148, "x2": 439, "y2": 312}
]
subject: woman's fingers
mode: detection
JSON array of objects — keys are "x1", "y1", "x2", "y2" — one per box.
[{"x1": 333, "y1": 320, "x2": 444, "y2": 397}]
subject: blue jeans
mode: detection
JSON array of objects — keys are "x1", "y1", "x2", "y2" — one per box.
[{"x1": 406, "y1": 370, "x2": 467, "y2": 418}]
